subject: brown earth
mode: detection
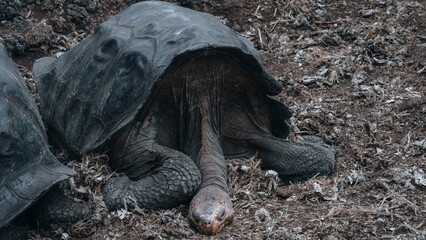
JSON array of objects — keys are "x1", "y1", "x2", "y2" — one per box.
[{"x1": 0, "y1": 0, "x2": 424, "y2": 239}]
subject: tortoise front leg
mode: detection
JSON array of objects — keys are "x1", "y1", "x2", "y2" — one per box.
[
  {"x1": 102, "y1": 143, "x2": 201, "y2": 210},
  {"x1": 101, "y1": 117, "x2": 201, "y2": 210}
]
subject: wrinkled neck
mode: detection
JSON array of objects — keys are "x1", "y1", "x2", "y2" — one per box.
[
  {"x1": 197, "y1": 106, "x2": 228, "y2": 191},
  {"x1": 166, "y1": 58, "x2": 231, "y2": 191}
]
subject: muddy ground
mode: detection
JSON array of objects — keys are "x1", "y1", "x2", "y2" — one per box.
[{"x1": 0, "y1": 0, "x2": 424, "y2": 239}]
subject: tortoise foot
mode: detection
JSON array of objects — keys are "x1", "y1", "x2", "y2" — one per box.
[
  {"x1": 0, "y1": 224, "x2": 29, "y2": 240},
  {"x1": 29, "y1": 186, "x2": 91, "y2": 224},
  {"x1": 250, "y1": 135, "x2": 336, "y2": 183},
  {"x1": 102, "y1": 151, "x2": 201, "y2": 210}
]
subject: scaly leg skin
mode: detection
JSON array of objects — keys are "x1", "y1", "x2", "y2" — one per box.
[
  {"x1": 30, "y1": 185, "x2": 91, "y2": 224},
  {"x1": 0, "y1": 186, "x2": 90, "y2": 240},
  {"x1": 249, "y1": 134, "x2": 335, "y2": 183},
  {"x1": 102, "y1": 110, "x2": 202, "y2": 210},
  {"x1": 0, "y1": 225, "x2": 29, "y2": 240}
]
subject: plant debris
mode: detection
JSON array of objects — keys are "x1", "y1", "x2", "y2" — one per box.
[{"x1": 0, "y1": 0, "x2": 424, "y2": 239}]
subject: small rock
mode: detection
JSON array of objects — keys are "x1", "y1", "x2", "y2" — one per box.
[
  {"x1": 25, "y1": 22, "x2": 53, "y2": 49},
  {"x1": 293, "y1": 13, "x2": 310, "y2": 27},
  {"x1": 116, "y1": 209, "x2": 127, "y2": 220},
  {"x1": 352, "y1": 70, "x2": 367, "y2": 86},
  {"x1": 313, "y1": 182, "x2": 323, "y2": 193},
  {"x1": 314, "y1": 9, "x2": 331, "y2": 21},
  {"x1": 411, "y1": 139, "x2": 425, "y2": 148},
  {"x1": 67, "y1": 4, "x2": 89, "y2": 25},
  {"x1": 0, "y1": 0, "x2": 22, "y2": 21},
  {"x1": 265, "y1": 170, "x2": 278, "y2": 177},
  {"x1": 241, "y1": 165, "x2": 250, "y2": 172},
  {"x1": 360, "y1": 9, "x2": 377, "y2": 17},
  {"x1": 343, "y1": 170, "x2": 367, "y2": 185},
  {"x1": 4, "y1": 33, "x2": 28, "y2": 54},
  {"x1": 412, "y1": 167, "x2": 426, "y2": 188},
  {"x1": 301, "y1": 76, "x2": 317, "y2": 85},
  {"x1": 61, "y1": 233, "x2": 69, "y2": 240},
  {"x1": 316, "y1": 66, "x2": 329, "y2": 77},
  {"x1": 255, "y1": 207, "x2": 271, "y2": 222},
  {"x1": 51, "y1": 17, "x2": 71, "y2": 33},
  {"x1": 71, "y1": 0, "x2": 100, "y2": 12}
]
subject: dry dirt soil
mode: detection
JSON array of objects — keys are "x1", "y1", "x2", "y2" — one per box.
[{"x1": 0, "y1": 0, "x2": 425, "y2": 239}]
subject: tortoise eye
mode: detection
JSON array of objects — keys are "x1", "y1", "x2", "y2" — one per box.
[
  {"x1": 192, "y1": 211, "x2": 200, "y2": 223},
  {"x1": 218, "y1": 209, "x2": 226, "y2": 221}
]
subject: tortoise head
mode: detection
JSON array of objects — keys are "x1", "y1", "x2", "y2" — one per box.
[{"x1": 188, "y1": 185, "x2": 234, "y2": 235}]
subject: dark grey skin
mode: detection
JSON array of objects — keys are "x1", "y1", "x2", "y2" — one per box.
[{"x1": 33, "y1": 2, "x2": 335, "y2": 235}]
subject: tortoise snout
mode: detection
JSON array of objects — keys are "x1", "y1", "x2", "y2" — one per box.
[
  {"x1": 202, "y1": 219, "x2": 212, "y2": 228},
  {"x1": 188, "y1": 186, "x2": 234, "y2": 234},
  {"x1": 192, "y1": 208, "x2": 222, "y2": 224}
]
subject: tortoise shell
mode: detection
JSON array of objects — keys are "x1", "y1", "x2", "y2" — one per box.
[
  {"x1": 0, "y1": 44, "x2": 75, "y2": 228},
  {"x1": 33, "y1": 1, "x2": 288, "y2": 156}
]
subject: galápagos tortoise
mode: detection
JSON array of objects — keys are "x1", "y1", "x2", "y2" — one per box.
[
  {"x1": 33, "y1": 1, "x2": 335, "y2": 235},
  {"x1": 0, "y1": 43, "x2": 90, "y2": 236}
]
